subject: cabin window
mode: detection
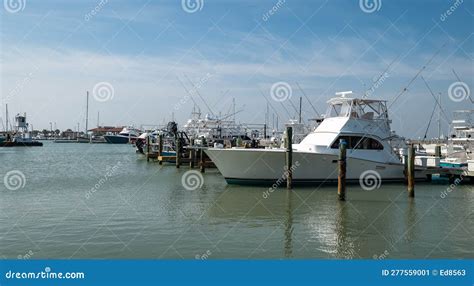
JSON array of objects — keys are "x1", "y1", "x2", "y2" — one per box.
[{"x1": 331, "y1": 136, "x2": 383, "y2": 150}]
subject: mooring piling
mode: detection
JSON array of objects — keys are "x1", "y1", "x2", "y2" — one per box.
[
  {"x1": 189, "y1": 139, "x2": 195, "y2": 168},
  {"x1": 338, "y1": 139, "x2": 347, "y2": 201},
  {"x1": 146, "y1": 135, "x2": 150, "y2": 162},
  {"x1": 407, "y1": 144, "x2": 415, "y2": 197},
  {"x1": 200, "y1": 148, "x2": 205, "y2": 173},
  {"x1": 286, "y1": 126, "x2": 293, "y2": 190},
  {"x1": 176, "y1": 138, "x2": 181, "y2": 168},
  {"x1": 158, "y1": 134, "x2": 163, "y2": 165}
]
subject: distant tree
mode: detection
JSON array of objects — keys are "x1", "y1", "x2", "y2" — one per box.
[
  {"x1": 42, "y1": 129, "x2": 48, "y2": 137},
  {"x1": 54, "y1": 129, "x2": 60, "y2": 135}
]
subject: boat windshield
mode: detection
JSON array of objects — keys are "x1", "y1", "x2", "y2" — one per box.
[
  {"x1": 325, "y1": 98, "x2": 388, "y2": 120},
  {"x1": 325, "y1": 102, "x2": 352, "y2": 117}
]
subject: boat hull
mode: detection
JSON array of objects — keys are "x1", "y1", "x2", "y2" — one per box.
[
  {"x1": 104, "y1": 135, "x2": 135, "y2": 144},
  {"x1": 0, "y1": 141, "x2": 43, "y2": 147},
  {"x1": 205, "y1": 148, "x2": 427, "y2": 186}
]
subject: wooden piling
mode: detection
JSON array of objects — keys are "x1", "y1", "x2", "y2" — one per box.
[
  {"x1": 189, "y1": 139, "x2": 195, "y2": 168},
  {"x1": 158, "y1": 134, "x2": 163, "y2": 165},
  {"x1": 403, "y1": 153, "x2": 408, "y2": 185},
  {"x1": 338, "y1": 139, "x2": 347, "y2": 201},
  {"x1": 200, "y1": 148, "x2": 205, "y2": 173},
  {"x1": 176, "y1": 138, "x2": 181, "y2": 168},
  {"x1": 407, "y1": 144, "x2": 415, "y2": 197},
  {"x1": 286, "y1": 126, "x2": 293, "y2": 190},
  {"x1": 146, "y1": 135, "x2": 150, "y2": 162}
]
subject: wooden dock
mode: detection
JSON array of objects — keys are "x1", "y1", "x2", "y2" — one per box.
[{"x1": 145, "y1": 142, "x2": 216, "y2": 171}]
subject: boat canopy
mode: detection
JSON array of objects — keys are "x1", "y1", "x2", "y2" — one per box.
[{"x1": 325, "y1": 95, "x2": 388, "y2": 121}]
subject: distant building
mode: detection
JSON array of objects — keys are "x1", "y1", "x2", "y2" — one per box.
[{"x1": 89, "y1": 126, "x2": 124, "y2": 136}]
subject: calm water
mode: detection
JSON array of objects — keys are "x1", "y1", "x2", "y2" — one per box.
[{"x1": 1, "y1": 142, "x2": 473, "y2": 259}]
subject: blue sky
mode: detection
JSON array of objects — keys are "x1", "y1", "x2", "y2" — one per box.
[{"x1": 1, "y1": 0, "x2": 473, "y2": 138}]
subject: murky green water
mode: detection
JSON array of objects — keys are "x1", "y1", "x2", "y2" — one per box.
[{"x1": 1, "y1": 142, "x2": 473, "y2": 259}]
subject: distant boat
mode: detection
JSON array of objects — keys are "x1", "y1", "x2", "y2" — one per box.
[
  {"x1": 0, "y1": 113, "x2": 43, "y2": 147},
  {"x1": 104, "y1": 127, "x2": 140, "y2": 144}
]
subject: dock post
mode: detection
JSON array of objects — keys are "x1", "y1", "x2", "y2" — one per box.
[
  {"x1": 158, "y1": 134, "x2": 163, "y2": 165},
  {"x1": 338, "y1": 139, "x2": 347, "y2": 201},
  {"x1": 407, "y1": 144, "x2": 415, "y2": 197},
  {"x1": 200, "y1": 148, "x2": 205, "y2": 173},
  {"x1": 404, "y1": 152, "x2": 408, "y2": 185},
  {"x1": 286, "y1": 126, "x2": 293, "y2": 190},
  {"x1": 189, "y1": 139, "x2": 195, "y2": 168},
  {"x1": 146, "y1": 135, "x2": 150, "y2": 162},
  {"x1": 176, "y1": 138, "x2": 181, "y2": 168}
]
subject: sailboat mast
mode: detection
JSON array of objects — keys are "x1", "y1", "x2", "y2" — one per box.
[
  {"x1": 85, "y1": 91, "x2": 89, "y2": 135},
  {"x1": 299, "y1": 96, "x2": 302, "y2": 124},
  {"x1": 438, "y1": 92, "x2": 441, "y2": 139},
  {"x1": 5, "y1": 104, "x2": 8, "y2": 132}
]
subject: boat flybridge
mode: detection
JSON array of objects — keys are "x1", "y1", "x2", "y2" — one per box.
[{"x1": 205, "y1": 91, "x2": 429, "y2": 185}]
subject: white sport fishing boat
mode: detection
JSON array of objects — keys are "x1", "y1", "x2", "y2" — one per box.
[{"x1": 205, "y1": 92, "x2": 429, "y2": 185}]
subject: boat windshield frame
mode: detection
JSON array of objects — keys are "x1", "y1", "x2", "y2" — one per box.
[{"x1": 325, "y1": 98, "x2": 389, "y2": 121}]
